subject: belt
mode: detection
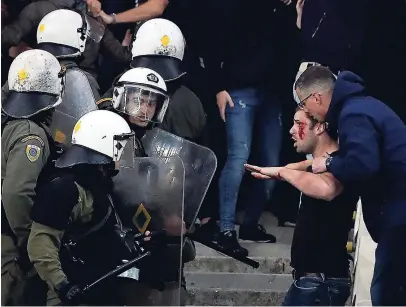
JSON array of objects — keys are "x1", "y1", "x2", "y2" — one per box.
[{"x1": 293, "y1": 269, "x2": 349, "y2": 281}]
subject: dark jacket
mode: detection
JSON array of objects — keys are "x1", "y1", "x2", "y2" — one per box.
[
  {"x1": 1, "y1": 0, "x2": 131, "y2": 78},
  {"x1": 211, "y1": 0, "x2": 285, "y2": 93},
  {"x1": 326, "y1": 71, "x2": 406, "y2": 240},
  {"x1": 301, "y1": 0, "x2": 368, "y2": 73}
]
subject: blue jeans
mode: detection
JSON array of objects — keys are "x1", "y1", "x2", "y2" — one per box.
[
  {"x1": 283, "y1": 275, "x2": 351, "y2": 306},
  {"x1": 219, "y1": 87, "x2": 282, "y2": 232},
  {"x1": 370, "y1": 225, "x2": 406, "y2": 306}
]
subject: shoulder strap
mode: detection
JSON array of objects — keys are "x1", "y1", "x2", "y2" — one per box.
[
  {"x1": 96, "y1": 97, "x2": 113, "y2": 107},
  {"x1": 72, "y1": 207, "x2": 113, "y2": 242},
  {"x1": 62, "y1": 62, "x2": 78, "y2": 70},
  {"x1": 68, "y1": 183, "x2": 114, "y2": 242}
]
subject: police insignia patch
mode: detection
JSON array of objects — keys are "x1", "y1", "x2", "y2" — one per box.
[
  {"x1": 21, "y1": 135, "x2": 45, "y2": 146},
  {"x1": 26, "y1": 145, "x2": 41, "y2": 162},
  {"x1": 147, "y1": 73, "x2": 159, "y2": 83}
]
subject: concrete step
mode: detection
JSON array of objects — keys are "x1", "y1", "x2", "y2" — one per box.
[
  {"x1": 184, "y1": 213, "x2": 294, "y2": 306},
  {"x1": 184, "y1": 272, "x2": 292, "y2": 306},
  {"x1": 185, "y1": 242, "x2": 292, "y2": 274}
]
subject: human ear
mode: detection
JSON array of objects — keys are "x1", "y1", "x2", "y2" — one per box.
[{"x1": 315, "y1": 122, "x2": 326, "y2": 135}]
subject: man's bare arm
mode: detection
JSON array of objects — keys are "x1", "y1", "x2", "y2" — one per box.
[
  {"x1": 100, "y1": 0, "x2": 169, "y2": 24},
  {"x1": 285, "y1": 159, "x2": 312, "y2": 171},
  {"x1": 278, "y1": 168, "x2": 343, "y2": 201}
]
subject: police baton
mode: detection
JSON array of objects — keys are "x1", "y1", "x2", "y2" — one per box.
[{"x1": 82, "y1": 251, "x2": 151, "y2": 293}]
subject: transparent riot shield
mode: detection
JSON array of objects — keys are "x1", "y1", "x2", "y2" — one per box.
[
  {"x1": 49, "y1": 110, "x2": 80, "y2": 146},
  {"x1": 50, "y1": 68, "x2": 97, "y2": 146},
  {"x1": 85, "y1": 15, "x2": 105, "y2": 43},
  {"x1": 142, "y1": 128, "x2": 217, "y2": 229},
  {"x1": 112, "y1": 157, "x2": 185, "y2": 306}
]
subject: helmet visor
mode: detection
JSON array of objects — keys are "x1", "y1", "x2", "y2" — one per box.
[
  {"x1": 117, "y1": 85, "x2": 169, "y2": 125},
  {"x1": 113, "y1": 132, "x2": 136, "y2": 166}
]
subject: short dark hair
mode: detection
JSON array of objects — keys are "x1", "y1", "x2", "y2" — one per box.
[
  {"x1": 295, "y1": 106, "x2": 319, "y2": 129},
  {"x1": 294, "y1": 66, "x2": 336, "y2": 96}
]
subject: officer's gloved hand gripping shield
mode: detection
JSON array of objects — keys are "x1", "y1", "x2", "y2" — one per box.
[{"x1": 112, "y1": 156, "x2": 185, "y2": 305}]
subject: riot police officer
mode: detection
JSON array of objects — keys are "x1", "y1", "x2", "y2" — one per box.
[
  {"x1": 104, "y1": 67, "x2": 196, "y2": 305},
  {"x1": 1, "y1": 49, "x2": 65, "y2": 306},
  {"x1": 36, "y1": 8, "x2": 104, "y2": 145},
  {"x1": 107, "y1": 67, "x2": 170, "y2": 147},
  {"x1": 27, "y1": 110, "x2": 135, "y2": 306},
  {"x1": 36, "y1": 9, "x2": 101, "y2": 101},
  {"x1": 98, "y1": 18, "x2": 207, "y2": 143},
  {"x1": 2, "y1": 8, "x2": 100, "y2": 130}
]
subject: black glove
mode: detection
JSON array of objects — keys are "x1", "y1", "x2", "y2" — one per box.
[{"x1": 56, "y1": 281, "x2": 84, "y2": 305}]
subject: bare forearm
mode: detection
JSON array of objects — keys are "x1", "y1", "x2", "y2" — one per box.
[
  {"x1": 115, "y1": 0, "x2": 168, "y2": 24},
  {"x1": 278, "y1": 168, "x2": 337, "y2": 201},
  {"x1": 297, "y1": 15, "x2": 302, "y2": 29},
  {"x1": 285, "y1": 159, "x2": 312, "y2": 171}
]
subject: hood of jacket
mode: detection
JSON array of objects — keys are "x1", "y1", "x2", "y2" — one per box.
[{"x1": 326, "y1": 71, "x2": 367, "y2": 132}]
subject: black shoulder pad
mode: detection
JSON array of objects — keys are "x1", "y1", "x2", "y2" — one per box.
[{"x1": 31, "y1": 175, "x2": 79, "y2": 231}]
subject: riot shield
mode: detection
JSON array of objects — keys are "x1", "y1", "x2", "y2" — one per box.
[
  {"x1": 50, "y1": 68, "x2": 97, "y2": 145},
  {"x1": 112, "y1": 157, "x2": 185, "y2": 306},
  {"x1": 142, "y1": 128, "x2": 217, "y2": 229},
  {"x1": 49, "y1": 110, "x2": 79, "y2": 146},
  {"x1": 85, "y1": 15, "x2": 105, "y2": 43}
]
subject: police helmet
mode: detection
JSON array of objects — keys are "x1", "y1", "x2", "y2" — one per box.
[
  {"x1": 130, "y1": 18, "x2": 186, "y2": 82},
  {"x1": 56, "y1": 110, "x2": 134, "y2": 168},
  {"x1": 37, "y1": 9, "x2": 104, "y2": 58},
  {"x1": 2, "y1": 49, "x2": 65, "y2": 118},
  {"x1": 112, "y1": 67, "x2": 169, "y2": 126}
]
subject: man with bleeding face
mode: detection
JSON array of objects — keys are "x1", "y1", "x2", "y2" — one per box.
[
  {"x1": 293, "y1": 65, "x2": 406, "y2": 306},
  {"x1": 289, "y1": 108, "x2": 326, "y2": 154},
  {"x1": 245, "y1": 109, "x2": 358, "y2": 306}
]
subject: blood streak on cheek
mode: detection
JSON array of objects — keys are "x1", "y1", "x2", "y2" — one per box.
[{"x1": 298, "y1": 122, "x2": 306, "y2": 140}]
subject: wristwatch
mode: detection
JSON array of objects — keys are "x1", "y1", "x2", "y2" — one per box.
[
  {"x1": 110, "y1": 13, "x2": 117, "y2": 24},
  {"x1": 325, "y1": 156, "x2": 333, "y2": 169}
]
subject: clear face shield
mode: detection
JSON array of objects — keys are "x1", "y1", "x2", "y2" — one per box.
[{"x1": 116, "y1": 85, "x2": 169, "y2": 127}]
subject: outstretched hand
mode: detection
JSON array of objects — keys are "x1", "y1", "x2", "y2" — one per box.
[{"x1": 244, "y1": 164, "x2": 283, "y2": 180}]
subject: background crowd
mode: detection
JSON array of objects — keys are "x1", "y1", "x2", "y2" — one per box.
[{"x1": 2, "y1": 0, "x2": 406, "y2": 254}]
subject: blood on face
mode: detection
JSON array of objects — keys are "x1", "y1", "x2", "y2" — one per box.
[{"x1": 298, "y1": 122, "x2": 307, "y2": 140}]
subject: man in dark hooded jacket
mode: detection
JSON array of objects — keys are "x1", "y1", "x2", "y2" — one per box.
[{"x1": 294, "y1": 65, "x2": 406, "y2": 306}]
